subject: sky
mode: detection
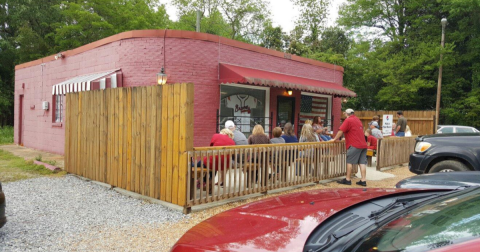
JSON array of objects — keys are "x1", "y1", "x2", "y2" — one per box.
[{"x1": 160, "y1": 0, "x2": 347, "y2": 33}]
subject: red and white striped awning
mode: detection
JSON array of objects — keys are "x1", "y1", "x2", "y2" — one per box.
[
  {"x1": 219, "y1": 64, "x2": 356, "y2": 97},
  {"x1": 52, "y1": 69, "x2": 120, "y2": 95}
]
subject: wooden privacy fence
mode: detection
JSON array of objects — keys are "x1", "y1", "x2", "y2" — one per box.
[
  {"x1": 376, "y1": 136, "x2": 417, "y2": 170},
  {"x1": 343, "y1": 111, "x2": 436, "y2": 135},
  {"x1": 64, "y1": 84, "x2": 194, "y2": 207},
  {"x1": 187, "y1": 141, "x2": 346, "y2": 207}
]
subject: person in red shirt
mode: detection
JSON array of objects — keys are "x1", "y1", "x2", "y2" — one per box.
[
  {"x1": 365, "y1": 129, "x2": 378, "y2": 150},
  {"x1": 330, "y1": 108, "x2": 368, "y2": 186},
  {"x1": 201, "y1": 129, "x2": 235, "y2": 188}
]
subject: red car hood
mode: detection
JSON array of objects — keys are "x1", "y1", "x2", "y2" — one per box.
[{"x1": 172, "y1": 188, "x2": 422, "y2": 252}]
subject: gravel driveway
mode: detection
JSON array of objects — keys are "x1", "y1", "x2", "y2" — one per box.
[{"x1": 0, "y1": 175, "x2": 188, "y2": 252}]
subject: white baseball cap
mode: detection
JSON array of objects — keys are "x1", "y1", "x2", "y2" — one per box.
[
  {"x1": 345, "y1": 108, "x2": 354, "y2": 114},
  {"x1": 225, "y1": 120, "x2": 235, "y2": 129}
]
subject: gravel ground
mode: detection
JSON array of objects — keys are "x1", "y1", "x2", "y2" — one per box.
[
  {"x1": 0, "y1": 166, "x2": 414, "y2": 252},
  {"x1": 66, "y1": 166, "x2": 416, "y2": 252},
  {"x1": 0, "y1": 175, "x2": 188, "y2": 252}
]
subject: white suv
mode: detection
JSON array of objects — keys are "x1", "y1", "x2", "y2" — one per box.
[{"x1": 437, "y1": 125, "x2": 479, "y2": 134}]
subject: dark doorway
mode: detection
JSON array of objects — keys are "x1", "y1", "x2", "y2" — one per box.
[
  {"x1": 19, "y1": 95, "x2": 24, "y2": 146},
  {"x1": 277, "y1": 96, "x2": 295, "y2": 129}
]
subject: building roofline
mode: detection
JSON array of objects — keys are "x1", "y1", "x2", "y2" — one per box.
[{"x1": 15, "y1": 29, "x2": 345, "y2": 73}]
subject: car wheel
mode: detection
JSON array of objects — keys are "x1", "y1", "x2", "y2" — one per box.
[{"x1": 429, "y1": 160, "x2": 470, "y2": 173}]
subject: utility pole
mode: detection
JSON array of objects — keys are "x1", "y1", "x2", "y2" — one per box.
[
  {"x1": 435, "y1": 18, "x2": 447, "y2": 129},
  {"x1": 196, "y1": 10, "x2": 202, "y2": 32}
]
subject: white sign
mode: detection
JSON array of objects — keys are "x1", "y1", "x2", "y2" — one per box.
[{"x1": 382, "y1": 114, "x2": 393, "y2": 136}]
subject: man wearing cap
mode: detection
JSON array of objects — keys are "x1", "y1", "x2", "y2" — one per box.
[
  {"x1": 330, "y1": 108, "x2": 368, "y2": 186},
  {"x1": 225, "y1": 120, "x2": 248, "y2": 145},
  {"x1": 370, "y1": 121, "x2": 383, "y2": 139},
  {"x1": 395, "y1": 111, "x2": 407, "y2": 137}
]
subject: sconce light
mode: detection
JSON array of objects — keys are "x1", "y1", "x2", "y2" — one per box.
[
  {"x1": 54, "y1": 53, "x2": 64, "y2": 60},
  {"x1": 156, "y1": 67, "x2": 168, "y2": 85},
  {"x1": 287, "y1": 89, "x2": 293, "y2": 96},
  {"x1": 342, "y1": 97, "x2": 349, "y2": 103}
]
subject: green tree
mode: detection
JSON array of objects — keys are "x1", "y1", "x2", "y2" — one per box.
[
  {"x1": 290, "y1": 0, "x2": 330, "y2": 46},
  {"x1": 259, "y1": 20, "x2": 286, "y2": 51}
]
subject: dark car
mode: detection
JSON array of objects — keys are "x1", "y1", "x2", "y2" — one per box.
[
  {"x1": 171, "y1": 187, "x2": 480, "y2": 252},
  {"x1": 409, "y1": 133, "x2": 480, "y2": 174},
  {"x1": 0, "y1": 181, "x2": 6, "y2": 228},
  {"x1": 396, "y1": 171, "x2": 480, "y2": 189}
]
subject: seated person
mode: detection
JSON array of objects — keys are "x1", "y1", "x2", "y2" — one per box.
[
  {"x1": 248, "y1": 125, "x2": 270, "y2": 145},
  {"x1": 365, "y1": 129, "x2": 378, "y2": 150},
  {"x1": 194, "y1": 129, "x2": 235, "y2": 188},
  {"x1": 270, "y1": 127, "x2": 285, "y2": 144},
  {"x1": 281, "y1": 123, "x2": 298, "y2": 143},
  {"x1": 368, "y1": 115, "x2": 380, "y2": 129},
  {"x1": 225, "y1": 120, "x2": 248, "y2": 145},
  {"x1": 320, "y1": 128, "x2": 332, "y2": 141}
]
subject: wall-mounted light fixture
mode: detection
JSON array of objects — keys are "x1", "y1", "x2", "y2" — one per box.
[
  {"x1": 342, "y1": 97, "x2": 349, "y2": 103},
  {"x1": 157, "y1": 67, "x2": 168, "y2": 85},
  {"x1": 54, "y1": 53, "x2": 64, "y2": 60},
  {"x1": 286, "y1": 89, "x2": 293, "y2": 96}
]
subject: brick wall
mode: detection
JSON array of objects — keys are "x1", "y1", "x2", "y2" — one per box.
[{"x1": 15, "y1": 34, "x2": 345, "y2": 154}]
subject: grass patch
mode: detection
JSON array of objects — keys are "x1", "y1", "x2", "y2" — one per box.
[
  {"x1": 0, "y1": 126, "x2": 13, "y2": 145},
  {"x1": 0, "y1": 149, "x2": 66, "y2": 182}
]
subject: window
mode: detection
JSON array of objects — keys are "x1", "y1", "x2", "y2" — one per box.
[
  {"x1": 54, "y1": 94, "x2": 64, "y2": 123},
  {"x1": 220, "y1": 84, "x2": 270, "y2": 137},
  {"x1": 456, "y1": 127, "x2": 474, "y2": 133},
  {"x1": 439, "y1": 127, "x2": 453, "y2": 133}
]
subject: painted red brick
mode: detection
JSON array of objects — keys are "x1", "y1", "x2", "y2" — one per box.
[{"x1": 15, "y1": 33, "x2": 347, "y2": 154}]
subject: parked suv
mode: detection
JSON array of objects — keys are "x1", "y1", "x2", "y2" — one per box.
[
  {"x1": 437, "y1": 125, "x2": 479, "y2": 134},
  {"x1": 409, "y1": 133, "x2": 480, "y2": 174},
  {"x1": 0, "y1": 181, "x2": 6, "y2": 228}
]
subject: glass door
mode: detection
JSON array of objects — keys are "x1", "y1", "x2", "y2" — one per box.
[{"x1": 277, "y1": 96, "x2": 295, "y2": 129}]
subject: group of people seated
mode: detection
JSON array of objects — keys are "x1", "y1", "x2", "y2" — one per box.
[{"x1": 194, "y1": 117, "x2": 334, "y2": 191}]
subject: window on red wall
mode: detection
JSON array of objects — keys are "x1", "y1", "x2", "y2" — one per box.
[{"x1": 52, "y1": 94, "x2": 64, "y2": 123}]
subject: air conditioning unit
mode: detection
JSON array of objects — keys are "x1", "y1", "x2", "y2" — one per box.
[{"x1": 42, "y1": 101, "x2": 49, "y2": 110}]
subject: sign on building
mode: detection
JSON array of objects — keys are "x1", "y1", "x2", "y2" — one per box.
[{"x1": 383, "y1": 114, "x2": 393, "y2": 136}]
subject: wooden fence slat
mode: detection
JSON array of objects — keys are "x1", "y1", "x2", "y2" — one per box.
[
  {"x1": 171, "y1": 84, "x2": 181, "y2": 205},
  {"x1": 126, "y1": 88, "x2": 133, "y2": 191},
  {"x1": 145, "y1": 86, "x2": 152, "y2": 197},
  {"x1": 160, "y1": 85, "x2": 169, "y2": 201},
  {"x1": 155, "y1": 86, "x2": 162, "y2": 200},
  {"x1": 135, "y1": 87, "x2": 142, "y2": 194},
  {"x1": 140, "y1": 87, "x2": 147, "y2": 195},
  {"x1": 118, "y1": 88, "x2": 124, "y2": 188},
  {"x1": 166, "y1": 84, "x2": 175, "y2": 202},
  {"x1": 149, "y1": 86, "x2": 156, "y2": 198}
]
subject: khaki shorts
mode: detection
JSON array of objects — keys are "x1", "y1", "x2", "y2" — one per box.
[{"x1": 346, "y1": 147, "x2": 367, "y2": 165}]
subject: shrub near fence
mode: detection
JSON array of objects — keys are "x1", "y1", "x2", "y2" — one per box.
[
  {"x1": 187, "y1": 141, "x2": 346, "y2": 207},
  {"x1": 343, "y1": 111, "x2": 436, "y2": 135}
]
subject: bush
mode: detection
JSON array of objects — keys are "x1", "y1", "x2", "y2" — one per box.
[{"x1": 0, "y1": 126, "x2": 14, "y2": 144}]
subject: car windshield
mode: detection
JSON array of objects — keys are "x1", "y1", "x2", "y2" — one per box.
[{"x1": 354, "y1": 188, "x2": 480, "y2": 252}]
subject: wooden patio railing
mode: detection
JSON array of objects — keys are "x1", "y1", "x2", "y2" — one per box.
[
  {"x1": 186, "y1": 141, "x2": 346, "y2": 208},
  {"x1": 376, "y1": 136, "x2": 417, "y2": 170}
]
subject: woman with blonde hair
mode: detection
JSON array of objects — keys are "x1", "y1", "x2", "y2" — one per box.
[
  {"x1": 299, "y1": 124, "x2": 319, "y2": 142},
  {"x1": 248, "y1": 124, "x2": 270, "y2": 145},
  {"x1": 405, "y1": 125, "x2": 412, "y2": 137}
]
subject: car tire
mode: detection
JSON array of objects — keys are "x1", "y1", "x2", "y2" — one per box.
[{"x1": 429, "y1": 160, "x2": 470, "y2": 173}]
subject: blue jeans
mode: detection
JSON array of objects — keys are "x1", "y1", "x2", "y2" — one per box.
[{"x1": 396, "y1": 131, "x2": 405, "y2": 137}]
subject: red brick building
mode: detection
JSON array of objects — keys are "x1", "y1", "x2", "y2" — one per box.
[{"x1": 14, "y1": 30, "x2": 355, "y2": 155}]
